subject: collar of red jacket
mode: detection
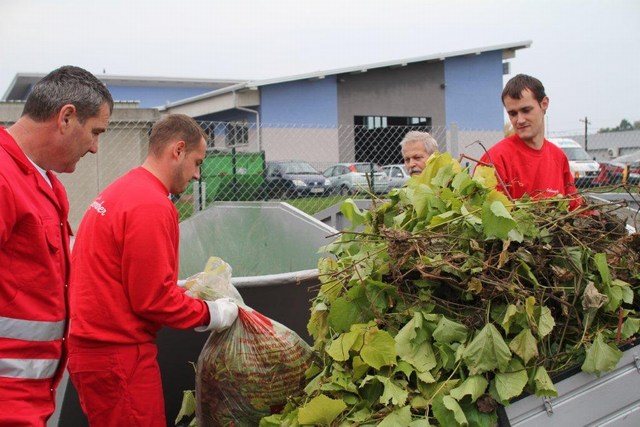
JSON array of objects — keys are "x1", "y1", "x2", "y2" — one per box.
[{"x1": 0, "y1": 127, "x2": 38, "y2": 176}]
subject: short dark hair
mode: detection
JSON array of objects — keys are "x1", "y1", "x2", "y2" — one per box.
[
  {"x1": 502, "y1": 74, "x2": 547, "y2": 104},
  {"x1": 148, "y1": 114, "x2": 207, "y2": 156},
  {"x1": 22, "y1": 65, "x2": 114, "y2": 123}
]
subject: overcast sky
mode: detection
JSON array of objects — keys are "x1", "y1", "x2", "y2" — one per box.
[{"x1": 1, "y1": 0, "x2": 638, "y2": 134}]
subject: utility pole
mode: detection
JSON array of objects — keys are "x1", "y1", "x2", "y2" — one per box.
[{"x1": 579, "y1": 117, "x2": 591, "y2": 152}]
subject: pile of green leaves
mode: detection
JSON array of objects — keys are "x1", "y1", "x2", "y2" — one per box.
[{"x1": 261, "y1": 152, "x2": 640, "y2": 427}]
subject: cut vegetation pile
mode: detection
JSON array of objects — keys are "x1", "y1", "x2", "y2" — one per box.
[{"x1": 261, "y1": 152, "x2": 640, "y2": 427}]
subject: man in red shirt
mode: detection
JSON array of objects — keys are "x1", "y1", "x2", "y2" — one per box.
[
  {"x1": 0, "y1": 66, "x2": 113, "y2": 427},
  {"x1": 478, "y1": 74, "x2": 580, "y2": 210},
  {"x1": 67, "y1": 114, "x2": 238, "y2": 427}
]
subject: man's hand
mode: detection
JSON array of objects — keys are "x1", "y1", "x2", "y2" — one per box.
[{"x1": 196, "y1": 298, "x2": 239, "y2": 332}]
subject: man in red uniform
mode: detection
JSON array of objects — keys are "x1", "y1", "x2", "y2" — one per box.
[
  {"x1": 68, "y1": 114, "x2": 238, "y2": 427},
  {"x1": 0, "y1": 66, "x2": 113, "y2": 426},
  {"x1": 478, "y1": 74, "x2": 580, "y2": 210}
]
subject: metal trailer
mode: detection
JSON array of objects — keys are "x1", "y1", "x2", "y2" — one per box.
[{"x1": 503, "y1": 343, "x2": 640, "y2": 426}]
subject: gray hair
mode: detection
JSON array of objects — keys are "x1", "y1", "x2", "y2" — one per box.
[
  {"x1": 22, "y1": 65, "x2": 114, "y2": 123},
  {"x1": 400, "y1": 131, "x2": 438, "y2": 154}
]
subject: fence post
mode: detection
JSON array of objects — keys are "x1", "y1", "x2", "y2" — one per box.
[
  {"x1": 192, "y1": 181, "x2": 201, "y2": 212},
  {"x1": 449, "y1": 122, "x2": 459, "y2": 159},
  {"x1": 200, "y1": 182, "x2": 207, "y2": 210}
]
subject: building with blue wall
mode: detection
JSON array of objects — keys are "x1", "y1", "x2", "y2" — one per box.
[
  {"x1": 2, "y1": 41, "x2": 530, "y2": 165},
  {"x1": 162, "y1": 41, "x2": 529, "y2": 165}
]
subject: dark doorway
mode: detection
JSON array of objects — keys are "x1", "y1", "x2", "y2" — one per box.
[{"x1": 354, "y1": 116, "x2": 432, "y2": 165}]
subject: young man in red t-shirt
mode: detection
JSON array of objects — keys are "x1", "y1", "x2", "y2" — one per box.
[{"x1": 478, "y1": 74, "x2": 580, "y2": 210}]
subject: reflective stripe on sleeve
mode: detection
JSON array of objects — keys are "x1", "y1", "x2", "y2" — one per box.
[
  {"x1": 0, "y1": 358, "x2": 59, "y2": 379},
  {"x1": 0, "y1": 316, "x2": 65, "y2": 341}
]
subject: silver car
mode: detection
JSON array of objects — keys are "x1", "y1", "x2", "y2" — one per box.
[
  {"x1": 382, "y1": 164, "x2": 411, "y2": 189},
  {"x1": 322, "y1": 162, "x2": 389, "y2": 195}
]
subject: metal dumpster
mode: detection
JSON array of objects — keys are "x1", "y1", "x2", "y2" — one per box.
[{"x1": 55, "y1": 202, "x2": 334, "y2": 426}]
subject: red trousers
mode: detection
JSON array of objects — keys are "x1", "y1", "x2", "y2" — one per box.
[
  {"x1": 0, "y1": 379, "x2": 55, "y2": 427},
  {"x1": 67, "y1": 342, "x2": 166, "y2": 427}
]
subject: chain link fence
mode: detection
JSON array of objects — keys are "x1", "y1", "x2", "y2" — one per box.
[
  {"x1": 3, "y1": 116, "x2": 640, "y2": 230},
  {"x1": 178, "y1": 120, "x2": 491, "y2": 225}
]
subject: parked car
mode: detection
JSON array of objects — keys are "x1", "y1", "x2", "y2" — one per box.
[
  {"x1": 382, "y1": 164, "x2": 411, "y2": 189},
  {"x1": 593, "y1": 150, "x2": 640, "y2": 186},
  {"x1": 322, "y1": 162, "x2": 389, "y2": 195},
  {"x1": 548, "y1": 138, "x2": 600, "y2": 188},
  {"x1": 263, "y1": 160, "x2": 331, "y2": 199}
]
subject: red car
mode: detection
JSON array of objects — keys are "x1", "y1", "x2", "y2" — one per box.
[{"x1": 593, "y1": 151, "x2": 640, "y2": 186}]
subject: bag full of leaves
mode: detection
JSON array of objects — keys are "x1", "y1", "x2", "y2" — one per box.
[
  {"x1": 181, "y1": 256, "x2": 243, "y2": 302},
  {"x1": 261, "y1": 152, "x2": 640, "y2": 426},
  {"x1": 196, "y1": 304, "x2": 316, "y2": 426}
]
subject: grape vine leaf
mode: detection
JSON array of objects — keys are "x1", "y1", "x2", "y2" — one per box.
[
  {"x1": 594, "y1": 252, "x2": 612, "y2": 284},
  {"x1": 408, "y1": 419, "x2": 431, "y2": 427},
  {"x1": 500, "y1": 304, "x2": 519, "y2": 335},
  {"x1": 378, "y1": 405, "x2": 412, "y2": 427},
  {"x1": 432, "y1": 395, "x2": 468, "y2": 427},
  {"x1": 581, "y1": 333, "x2": 623, "y2": 376},
  {"x1": 481, "y1": 200, "x2": 517, "y2": 240},
  {"x1": 433, "y1": 317, "x2": 468, "y2": 344},
  {"x1": 340, "y1": 199, "x2": 366, "y2": 230},
  {"x1": 536, "y1": 306, "x2": 555, "y2": 338},
  {"x1": 508, "y1": 328, "x2": 539, "y2": 365},
  {"x1": 360, "y1": 328, "x2": 397, "y2": 369},
  {"x1": 414, "y1": 152, "x2": 461, "y2": 186},
  {"x1": 297, "y1": 394, "x2": 346, "y2": 426},
  {"x1": 449, "y1": 375, "x2": 489, "y2": 403},
  {"x1": 462, "y1": 323, "x2": 512, "y2": 375},
  {"x1": 472, "y1": 165, "x2": 498, "y2": 189},
  {"x1": 493, "y1": 360, "x2": 528, "y2": 402},
  {"x1": 377, "y1": 376, "x2": 409, "y2": 406},
  {"x1": 396, "y1": 314, "x2": 437, "y2": 372},
  {"x1": 327, "y1": 330, "x2": 362, "y2": 361},
  {"x1": 621, "y1": 317, "x2": 640, "y2": 340},
  {"x1": 174, "y1": 390, "x2": 196, "y2": 425},
  {"x1": 533, "y1": 366, "x2": 558, "y2": 397}
]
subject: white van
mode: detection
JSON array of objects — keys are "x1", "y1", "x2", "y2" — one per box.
[{"x1": 548, "y1": 138, "x2": 600, "y2": 188}]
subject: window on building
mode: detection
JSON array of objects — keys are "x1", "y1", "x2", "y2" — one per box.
[
  {"x1": 225, "y1": 121, "x2": 249, "y2": 147},
  {"x1": 356, "y1": 116, "x2": 431, "y2": 129},
  {"x1": 197, "y1": 121, "x2": 216, "y2": 151}
]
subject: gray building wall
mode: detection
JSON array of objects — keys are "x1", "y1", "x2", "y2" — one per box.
[
  {"x1": 337, "y1": 61, "x2": 445, "y2": 127},
  {"x1": 336, "y1": 61, "x2": 445, "y2": 161}
]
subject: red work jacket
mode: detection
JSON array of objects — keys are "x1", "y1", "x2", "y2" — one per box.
[{"x1": 0, "y1": 128, "x2": 71, "y2": 408}]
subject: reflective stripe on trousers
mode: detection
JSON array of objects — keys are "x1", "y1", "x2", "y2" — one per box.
[
  {"x1": 0, "y1": 315, "x2": 65, "y2": 379},
  {"x1": 0, "y1": 358, "x2": 60, "y2": 379}
]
